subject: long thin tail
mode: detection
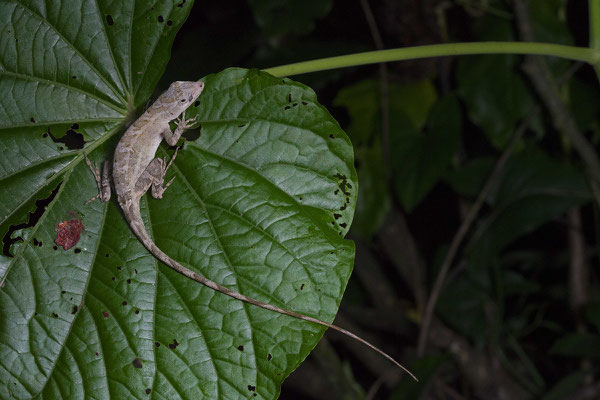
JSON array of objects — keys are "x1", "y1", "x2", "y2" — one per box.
[{"x1": 125, "y1": 203, "x2": 417, "y2": 381}]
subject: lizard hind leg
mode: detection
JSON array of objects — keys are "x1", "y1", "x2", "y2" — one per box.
[
  {"x1": 136, "y1": 150, "x2": 178, "y2": 200},
  {"x1": 84, "y1": 155, "x2": 111, "y2": 204}
]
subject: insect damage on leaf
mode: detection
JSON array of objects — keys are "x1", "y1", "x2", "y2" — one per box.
[{"x1": 54, "y1": 214, "x2": 85, "y2": 250}]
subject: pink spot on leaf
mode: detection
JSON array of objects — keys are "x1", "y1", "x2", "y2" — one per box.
[{"x1": 54, "y1": 218, "x2": 84, "y2": 250}]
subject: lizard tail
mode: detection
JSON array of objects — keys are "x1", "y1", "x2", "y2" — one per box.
[{"x1": 124, "y1": 202, "x2": 417, "y2": 381}]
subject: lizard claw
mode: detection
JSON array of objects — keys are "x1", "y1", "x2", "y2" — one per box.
[
  {"x1": 175, "y1": 114, "x2": 197, "y2": 130},
  {"x1": 85, "y1": 193, "x2": 100, "y2": 205}
]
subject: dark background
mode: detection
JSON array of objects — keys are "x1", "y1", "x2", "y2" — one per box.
[{"x1": 162, "y1": 1, "x2": 600, "y2": 399}]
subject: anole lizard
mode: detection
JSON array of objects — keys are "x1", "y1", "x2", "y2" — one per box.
[{"x1": 85, "y1": 80, "x2": 416, "y2": 380}]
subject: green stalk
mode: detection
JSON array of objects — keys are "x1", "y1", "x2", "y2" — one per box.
[
  {"x1": 591, "y1": 0, "x2": 600, "y2": 51},
  {"x1": 590, "y1": 0, "x2": 600, "y2": 81},
  {"x1": 263, "y1": 42, "x2": 600, "y2": 77}
]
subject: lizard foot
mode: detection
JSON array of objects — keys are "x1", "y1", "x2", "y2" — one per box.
[{"x1": 175, "y1": 114, "x2": 197, "y2": 130}]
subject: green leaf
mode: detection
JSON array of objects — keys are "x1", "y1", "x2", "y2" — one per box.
[
  {"x1": 550, "y1": 333, "x2": 600, "y2": 357},
  {"x1": 388, "y1": 355, "x2": 448, "y2": 400},
  {"x1": 352, "y1": 144, "x2": 391, "y2": 238},
  {"x1": 0, "y1": 2, "x2": 357, "y2": 398},
  {"x1": 437, "y1": 268, "x2": 491, "y2": 340},
  {"x1": 392, "y1": 96, "x2": 461, "y2": 211},
  {"x1": 333, "y1": 78, "x2": 437, "y2": 145},
  {"x1": 569, "y1": 77, "x2": 600, "y2": 134},
  {"x1": 445, "y1": 157, "x2": 495, "y2": 199},
  {"x1": 541, "y1": 371, "x2": 586, "y2": 400},
  {"x1": 528, "y1": 0, "x2": 572, "y2": 46},
  {"x1": 585, "y1": 302, "x2": 600, "y2": 334},
  {"x1": 457, "y1": 54, "x2": 536, "y2": 148},
  {"x1": 467, "y1": 147, "x2": 591, "y2": 264},
  {"x1": 247, "y1": 0, "x2": 333, "y2": 36},
  {"x1": 333, "y1": 78, "x2": 438, "y2": 219}
]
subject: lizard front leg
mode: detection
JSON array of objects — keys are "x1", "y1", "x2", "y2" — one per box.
[
  {"x1": 85, "y1": 155, "x2": 111, "y2": 204},
  {"x1": 162, "y1": 114, "x2": 197, "y2": 146}
]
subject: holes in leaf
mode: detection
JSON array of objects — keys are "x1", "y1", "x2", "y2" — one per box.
[
  {"x1": 74, "y1": 248, "x2": 81, "y2": 253},
  {"x1": 33, "y1": 238, "x2": 42, "y2": 247},
  {"x1": 117, "y1": 266, "x2": 122, "y2": 270},
  {"x1": 30, "y1": 117, "x2": 36, "y2": 123},
  {"x1": 45, "y1": 124, "x2": 85, "y2": 150},
  {"x1": 176, "y1": 0, "x2": 186, "y2": 7},
  {"x1": 155, "y1": 342, "x2": 160, "y2": 347},
  {"x1": 106, "y1": 15, "x2": 114, "y2": 26},
  {"x1": 132, "y1": 358, "x2": 143, "y2": 369},
  {"x1": 167, "y1": 20, "x2": 173, "y2": 26},
  {"x1": 248, "y1": 385, "x2": 256, "y2": 392},
  {"x1": 122, "y1": 301, "x2": 127, "y2": 306},
  {"x1": 135, "y1": 309, "x2": 140, "y2": 314},
  {"x1": 2, "y1": 183, "x2": 61, "y2": 257},
  {"x1": 145, "y1": 389, "x2": 151, "y2": 395},
  {"x1": 127, "y1": 278, "x2": 131, "y2": 284},
  {"x1": 52, "y1": 312, "x2": 58, "y2": 318},
  {"x1": 182, "y1": 127, "x2": 200, "y2": 141},
  {"x1": 168, "y1": 339, "x2": 179, "y2": 349},
  {"x1": 158, "y1": 15, "x2": 164, "y2": 23},
  {"x1": 71, "y1": 305, "x2": 78, "y2": 314},
  {"x1": 267, "y1": 354, "x2": 272, "y2": 361},
  {"x1": 237, "y1": 345, "x2": 244, "y2": 351},
  {"x1": 102, "y1": 311, "x2": 109, "y2": 318},
  {"x1": 300, "y1": 283, "x2": 305, "y2": 290},
  {"x1": 334, "y1": 173, "x2": 352, "y2": 197}
]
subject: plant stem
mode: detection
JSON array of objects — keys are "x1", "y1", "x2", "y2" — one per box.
[
  {"x1": 263, "y1": 42, "x2": 600, "y2": 77},
  {"x1": 590, "y1": 0, "x2": 600, "y2": 81},
  {"x1": 591, "y1": 0, "x2": 600, "y2": 51}
]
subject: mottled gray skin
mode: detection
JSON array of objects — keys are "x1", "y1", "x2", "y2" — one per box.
[{"x1": 85, "y1": 81, "x2": 414, "y2": 379}]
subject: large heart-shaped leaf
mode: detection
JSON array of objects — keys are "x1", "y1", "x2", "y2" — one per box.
[{"x1": 0, "y1": 2, "x2": 357, "y2": 399}]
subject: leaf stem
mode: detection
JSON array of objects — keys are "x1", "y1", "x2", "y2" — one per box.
[
  {"x1": 590, "y1": 0, "x2": 600, "y2": 51},
  {"x1": 263, "y1": 42, "x2": 600, "y2": 77},
  {"x1": 590, "y1": 0, "x2": 600, "y2": 81}
]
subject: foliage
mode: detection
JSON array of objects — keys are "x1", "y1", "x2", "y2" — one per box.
[
  {"x1": 2, "y1": 0, "x2": 600, "y2": 399},
  {"x1": 0, "y1": 2, "x2": 356, "y2": 399}
]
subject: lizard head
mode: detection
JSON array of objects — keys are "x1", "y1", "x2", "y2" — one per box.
[{"x1": 155, "y1": 80, "x2": 205, "y2": 119}]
